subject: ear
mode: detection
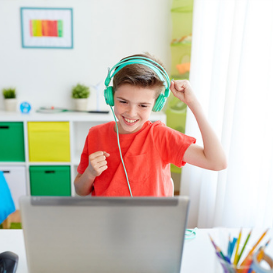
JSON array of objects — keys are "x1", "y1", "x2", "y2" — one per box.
[
  {"x1": 152, "y1": 94, "x2": 166, "y2": 112},
  {"x1": 104, "y1": 87, "x2": 114, "y2": 106}
]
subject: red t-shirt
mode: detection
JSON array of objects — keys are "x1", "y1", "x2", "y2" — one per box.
[{"x1": 77, "y1": 121, "x2": 196, "y2": 196}]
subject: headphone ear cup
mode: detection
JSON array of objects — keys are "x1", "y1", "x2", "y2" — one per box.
[
  {"x1": 152, "y1": 93, "x2": 167, "y2": 112},
  {"x1": 104, "y1": 86, "x2": 114, "y2": 106}
]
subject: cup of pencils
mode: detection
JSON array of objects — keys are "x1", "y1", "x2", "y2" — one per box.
[{"x1": 209, "y1": 229, "x2": 273, "y2": 273}]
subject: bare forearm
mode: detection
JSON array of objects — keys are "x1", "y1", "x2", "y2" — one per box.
[
  {"x1": 74, "y1": 169, "x2": 96, "y2": 196},
  {"x1": 170, "y1": 80, "x2": 227, "y2": 170},
  {"x1": 188, "y1": 100, "x2": 227, "y2": 170}
]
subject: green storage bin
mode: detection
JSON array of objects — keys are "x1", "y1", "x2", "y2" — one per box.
[
  {"x1": 0, "y1": 122, "x2": 25, "y2": 162},
  {"x1": 29, "y1": 166, "x2": 71, "y2": 196}
]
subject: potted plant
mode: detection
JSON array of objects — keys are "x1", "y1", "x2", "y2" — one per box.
[
  {"x1": 71, "y1": 83, "x2": 90, "y2": 111},
  {"x1": 2, "y1": 88, "x2": 17, "y2": 112}
]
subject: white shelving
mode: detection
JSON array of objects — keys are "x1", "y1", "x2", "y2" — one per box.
[{"x1": 0, "y1": 110, "x2": 166, "y2": 197}]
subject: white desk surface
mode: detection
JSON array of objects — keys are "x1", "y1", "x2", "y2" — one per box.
[{"x1": 1, "y1": 228, "x2": 273, "y2": 273}]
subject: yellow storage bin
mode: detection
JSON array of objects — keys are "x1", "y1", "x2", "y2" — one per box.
[{"x1": 28, "y1": 122, "x2": 70, "y2": 162}]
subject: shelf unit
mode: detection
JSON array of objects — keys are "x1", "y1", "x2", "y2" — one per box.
[
  {"x1": 0, "y1": 110, "x2": 166, "y2": 199},
  {"x1": 166, "y1": 0, "x2": 194, "y2": 178},
  {"x1": 170, "y1": 0, "x2": 193, "y2": 80}
]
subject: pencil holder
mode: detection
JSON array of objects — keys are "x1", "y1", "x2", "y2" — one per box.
[
  {"x1": 251, "y1": 251, "x2": 273, "y2": 273},
  {"x1": 216, "y1": 253, "x2": 253, "y2": 273},
  {"x1": 210, "y1": 229, "x2": 272, "y2": 273}
]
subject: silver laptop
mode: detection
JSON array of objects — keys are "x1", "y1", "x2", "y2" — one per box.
[{"x1": 19, "y1": 196, "x2": 190, "y2": 273}]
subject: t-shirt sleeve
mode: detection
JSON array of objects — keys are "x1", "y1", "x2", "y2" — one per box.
[
  {"x1": 153, "y1": 122, "x2": 196, "y2": 167},
  {"x1": 77, "y1": 135, "x2": 89, "y2": 174}
]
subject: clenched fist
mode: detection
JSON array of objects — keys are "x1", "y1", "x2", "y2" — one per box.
[{"x1": 88, "y1": 151, "x2": 110, "y2": 177}]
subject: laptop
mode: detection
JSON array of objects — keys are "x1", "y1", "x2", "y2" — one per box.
[{"x1": 19, "y1": 196, "x2": 190, "y2": 273}]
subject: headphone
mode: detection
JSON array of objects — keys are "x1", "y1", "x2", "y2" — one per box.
[
  {"x1": 104, "y1": 56, "x2": 171, "y2": 112},
  {"x1": 185, "y1": 228, "x2": 197, "y2": 240}
]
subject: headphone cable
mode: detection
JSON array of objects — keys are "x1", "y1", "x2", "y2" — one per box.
[{"x1": 110, "y1": 106, "x2": 133, "y2": 197}]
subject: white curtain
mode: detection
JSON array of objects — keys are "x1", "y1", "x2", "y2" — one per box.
[{"x1": 181, "y1": 0, "x2": 273, "y2": 228}]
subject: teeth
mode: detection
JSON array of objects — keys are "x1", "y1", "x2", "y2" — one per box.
[{"x1": 124, "y1": 118, "x2": 137, "y2": 123}]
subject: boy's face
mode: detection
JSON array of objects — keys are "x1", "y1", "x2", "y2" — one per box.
[{"x1": 113, "y1": 84, "x2": 157, "y2": 134}]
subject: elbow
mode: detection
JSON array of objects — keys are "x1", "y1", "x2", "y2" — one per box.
[
  {"x1": 74, "y1": 183, "x2": 82, "y2": 196},
  {"x1": 75, "y1": 187, "x2": 88, "y2": 196},
  {"x1": 211, "y1": 157, "x2": 228, "y2": 171},
  {"x1": 74, "y1": 180, "x2": 92, "y2": 196},
  {"x1": 74, "y1": 180, "x2": 85, "y2": 196},
  {"x1": 213, "y1": 163, "x2": 227, "y2": 171}
]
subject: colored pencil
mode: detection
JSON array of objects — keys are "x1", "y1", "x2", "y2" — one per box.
[
  {"x1": 230, "y1": 237, "x2": 237, "y2": 259},
  {"x1": 236, "y1": 229, "x2": 252, "y2": 265},
  {"x1": 257, "y1": 239, "x2": 270, "y2": 261},
  {"x1": 209, "y1": 234, "x2": 217, "y2": 249},
  {"x1": 215, "y1": 251, "x2": 230, "y2": 273},
  {"x1": 234, "y1": 228, "x2": 242, "y2": 265},
  {"x1": 227, "y1": 234, "x2": 231, "y2": 258},
  {"x1": 241, "y1": 254, "x2": 253, "y2": 273},
  {"x1": 241, "y1": 228, "x2": 269, "y2": 266},
  {"x1": 209, "y1": 235, "x2": 231, "y2": 263},
  {"x1": 250, "y1": 239, "x2": 271, "y2": 273}
]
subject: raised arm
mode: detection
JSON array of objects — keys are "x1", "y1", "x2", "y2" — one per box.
[{"x1": 170, "y1": 80, "x2": 227, "y2": 171}]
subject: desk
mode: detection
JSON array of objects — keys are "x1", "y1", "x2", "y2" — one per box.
[{"x1": 1, "y1": 229, "x2": 273, "y2": 273}]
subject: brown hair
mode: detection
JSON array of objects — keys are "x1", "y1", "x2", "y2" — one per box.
[{"x1": 112, "y1": 53, "x2": 166, "y2": 98}]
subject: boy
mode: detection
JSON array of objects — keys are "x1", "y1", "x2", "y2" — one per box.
[{"x1": 74, "y1": 53, "x2": 227, "y2": 197}]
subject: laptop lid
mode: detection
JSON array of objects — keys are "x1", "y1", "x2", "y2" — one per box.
[{"x1": 19, "y1": 196, "x2": 190, "y2": 273}]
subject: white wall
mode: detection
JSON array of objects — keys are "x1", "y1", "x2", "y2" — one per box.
[{"x1": 0, "y1": 0, "x2": 172, "y2": 111}]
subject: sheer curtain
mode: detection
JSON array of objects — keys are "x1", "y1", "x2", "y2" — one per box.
[{"x1": 181, "y1": 0, "x2": 273, "y2": 228}]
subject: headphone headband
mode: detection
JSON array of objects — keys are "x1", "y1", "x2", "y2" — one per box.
[
  {"x1": 104, "y1": 56, "x2": 170, "y2": 112},
  {"x1": 105, "y1": 57, "x2": 170, "y2": 89}
]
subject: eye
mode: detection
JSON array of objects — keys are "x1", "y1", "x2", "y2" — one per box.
[
  {"x1": 119, "y1": 100, "x2": 127, "y2": 104},
  {"x1": 140, "y1": 104, "x2": 148, "y2": 108}
]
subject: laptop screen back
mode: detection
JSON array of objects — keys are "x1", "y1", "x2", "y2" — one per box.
[{"x1": 20, "y1": 196, "x2": 190, "y2": 273}]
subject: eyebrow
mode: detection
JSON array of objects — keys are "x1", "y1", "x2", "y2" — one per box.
[{"x1": 116, "y1": 97, "x2": 152, "y2": 105}]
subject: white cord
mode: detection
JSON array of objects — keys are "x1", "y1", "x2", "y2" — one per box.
[{"x1": 110, "y1": 106, "x2": 133, "y2": 197}]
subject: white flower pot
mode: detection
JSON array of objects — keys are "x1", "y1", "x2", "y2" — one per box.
[
  {"x1": 74, "y1": 98, "x2": 88, "y2": 111},
  {"x1": 4, "y1": 99, "x2": 17, "y2": 112}
]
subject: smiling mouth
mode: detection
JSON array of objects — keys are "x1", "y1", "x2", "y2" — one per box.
[{"x1": 123, "y1": 117, "x2": 138, "y2": 124}]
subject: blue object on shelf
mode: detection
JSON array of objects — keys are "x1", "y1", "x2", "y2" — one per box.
[
  {"x1": 20, "y1": 102, "x2": 31, "y2": 114},
  {"x1": 0, "y1": 171, "x2": 15, "y2": 224}
]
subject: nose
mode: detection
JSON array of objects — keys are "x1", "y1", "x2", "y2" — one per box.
[{"x1": 127, "y1": 105, "x2": 137, "y2": 117}]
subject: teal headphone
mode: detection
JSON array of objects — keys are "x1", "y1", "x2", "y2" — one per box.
[{"x1": 104, "y1": 56, "x2": 171, "y2": 112}]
